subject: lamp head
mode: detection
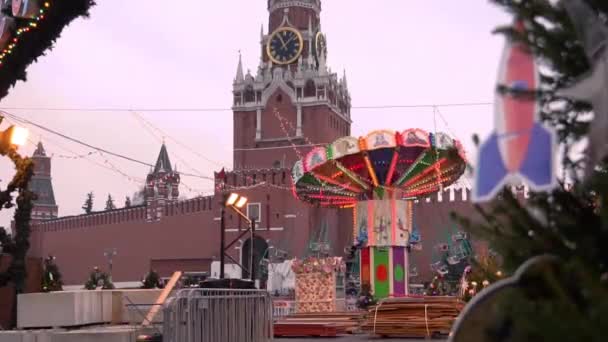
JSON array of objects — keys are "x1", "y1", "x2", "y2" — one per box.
[
  {"x1": 226, "y1": 193, "x2": 239, "y2": 206},
  {"x1": 9, "y1": 126, "x2": 28, "y2": 146},
  {"x1": 235, "y1": 196, "x2": 248, "y2": 208}
]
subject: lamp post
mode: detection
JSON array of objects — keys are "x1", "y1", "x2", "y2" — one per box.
[
  {"x1": 219, "y1": 196, "x2": 226, "y2": 279},
  {"x1": 104, "y1": 248, "x2": 117, "y2": 281},
  {"x1": 250, "y1": 218, "x2": 256, "y2": 284},
  {"x1": 222, "y1": 193, "x2": 254, "y2": 282}
]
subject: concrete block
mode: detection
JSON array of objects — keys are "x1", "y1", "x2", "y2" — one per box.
[
  {"x1": 17, "y1": 291, "x2": 111, "y2": 328},
  {"x1": 0, "y1": 327, "x2": 138, "y2": 342},
  {"x1": 119, "y1": 289, "x2": 163, "y2": 324},
  {"x1": 16, "y1": 289, "x2": 163, "y2": 328}
]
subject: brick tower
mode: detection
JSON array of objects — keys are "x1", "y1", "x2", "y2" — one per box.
[
  {"x1": 145, "y1": 143, "x2": 180, "y2": 222},
  {"x1": 232, "y1": 0, "x2": 351, "y2": 170},
  {"x1": 29, "y1": 142, "x2": 58, "y2": 224},
  {"x1": 223, "y1": 0, "x2": 355, "y2": 266}
]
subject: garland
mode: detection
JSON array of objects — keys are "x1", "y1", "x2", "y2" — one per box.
[{"x1": 0, "y1": 0, "x2": 96, "y2": 99}]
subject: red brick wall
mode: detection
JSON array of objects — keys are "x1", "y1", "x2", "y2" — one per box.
[
  {"x1": 30, "y1": 197, "x2": 217, "y2": 285},
  {"x1": 150, "y1": 258, "x2": 213, "y2": 278},
  {"x1": 410, "y1": 188, "x2": 481, "y2": 282},
  {"x1": 269, "y1": 7, "x2": 317, "y2": 33},
  {"x1": 28, "y1": 183, "x2": 355, "y2": 285},
  {"x1": 28, "y1": 182, "x2": 496, "y2": 288},
  {"x1": 233, "y1": 102, "x2": 350, "y2": 170}
]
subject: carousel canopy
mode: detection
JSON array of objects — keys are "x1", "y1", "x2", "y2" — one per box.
[{"x1": 291, "y1": 129, "x2": 467, "y2": 207}]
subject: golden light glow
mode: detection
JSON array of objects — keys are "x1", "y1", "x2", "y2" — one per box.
[
  {"x1": 10, "y1": 126, "x2": 28, "y2": 146},
  {"x1": 226, "y1": 193, "x2": 239, "y2": 206},
  {"x1": 235, "y1": 196, "x2": 248, "y2": 209}
]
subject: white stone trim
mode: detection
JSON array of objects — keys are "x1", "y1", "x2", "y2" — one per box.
[
  {"x1": 261, "y1": 79, "x2": 297, "y2": 106},
  {"x1": 256, "y1": 108, "x2": 262, "y2": 140},
  {"x1": 296, "y1": 105, "x2": 302, "y2": 136},
  {"x1": 268, "y1": 0, "x2": 320, "y2": 15},
  {"x1": 224, "y1": 227, "x2": 284, "y2": 232}
]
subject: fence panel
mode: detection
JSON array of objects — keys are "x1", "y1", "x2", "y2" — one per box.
[{"x1": 163, "y1": 289, "x2": 273, "y2": 342}]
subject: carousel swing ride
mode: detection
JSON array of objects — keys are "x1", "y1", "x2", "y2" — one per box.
[{"x1": 291, "y1": 128, "x2": 467, "y2": 299}]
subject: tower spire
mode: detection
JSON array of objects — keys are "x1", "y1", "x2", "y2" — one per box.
[{"x1": 235, "y1": 51, "x2": 244, "y2": 84}]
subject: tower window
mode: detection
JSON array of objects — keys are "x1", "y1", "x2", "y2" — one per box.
[
  {"x1": 304, "y1": 80, "x2": 316, "y2": 97},
  {"x1": 244, "y1": 86, "x2": 255, "y2": 102},
  {"x1": 276, "y1": 94, "x2": 283, "y2": 103}
]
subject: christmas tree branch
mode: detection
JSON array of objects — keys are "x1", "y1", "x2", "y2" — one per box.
[{"x1": 0, "y1": 0, "x2": 96, "y2": 99}]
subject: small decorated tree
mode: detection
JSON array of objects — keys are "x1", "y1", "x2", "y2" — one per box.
[
  {"x1": 459, "y1": 252, "x2": 503, "y2": 302},
  {"x1": 84, "y1": 267, "x2": 114, "y2": 290},
  {"x1": 141, "y1": 270, "x2": 163, "y2": 289},
  {"x1": 41, "y1": 255, "x2": 63, "y2": 292},
  {"x1": 426, "y1": 273, "x2": 455, "y2": 296},
  {"x1": 356, "y1": 283, "x2": 377, "y2": 309},
  {"x1": 124, "y1": 196, "x2": 131, "y2": 208}
]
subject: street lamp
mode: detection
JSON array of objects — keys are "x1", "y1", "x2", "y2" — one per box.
[
  {"x1": 103, "y1": 248, "x2": 117, "y2": 281},
  {"x1": 0, "y1": 116, "x2": 28, "y2": 149},
  {"x1": 220, "y1": 192, "x2": 258, "y2": 286}
]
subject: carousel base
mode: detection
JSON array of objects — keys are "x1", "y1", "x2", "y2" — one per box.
[{"x1": 360, "y1": 246, "x2": 409, "y2": 299}]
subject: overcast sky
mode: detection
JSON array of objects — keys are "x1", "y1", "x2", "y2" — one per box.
[{"x1": 0, "y1": 1, "x2": 510, "y2": 228}]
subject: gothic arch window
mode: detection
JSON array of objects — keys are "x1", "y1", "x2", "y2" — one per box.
[
  {"x1": 304, "y1": 80, "x2": 316, "y2": 97},
  {"x1": 244, "y1": 86, "x2": 255, "y2": 103}
]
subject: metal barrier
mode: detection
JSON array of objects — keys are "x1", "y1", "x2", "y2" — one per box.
[
  {"x1": 163, "y1": 288, "x2": 274, "y2": 342},
  {"x1": 272, "y1": 300, "x2": 296, "y2": 318}
]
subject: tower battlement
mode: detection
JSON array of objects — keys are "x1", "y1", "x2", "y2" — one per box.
[
  {"x1": 414, "y1": 183, "x2": 530, "y2": 205},
  {"x1": 31, "y1": 195, "x2": 215, "y2": 234}
]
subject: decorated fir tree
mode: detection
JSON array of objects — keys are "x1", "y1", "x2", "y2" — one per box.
[
  {"x1": 141, "y1": 269, "x2": 163, "y2": 289},
  {"x1": 84, "y1": 266, "x2": 114, "y2": 290},
  {"x1": 459, "y1": 251, "x2": 502, "y2": 302},
  {"x1": 41, "y1": 255, "x2": 63, "y2": 292},
  {"x1": 452, "y1": 0, "x2": 608, "y2": 340},
  {"x1": 124, "y1": 196, "x2": 131, "y2": 208}
]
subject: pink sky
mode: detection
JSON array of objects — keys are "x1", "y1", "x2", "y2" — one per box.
[{"x1": 0, "y1": 1, "x2": 510, "y2": 228}]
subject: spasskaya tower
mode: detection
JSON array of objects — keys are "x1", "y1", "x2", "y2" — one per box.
[{"x1": 232, "y1": 0, "x2": 351, "y2": 170}]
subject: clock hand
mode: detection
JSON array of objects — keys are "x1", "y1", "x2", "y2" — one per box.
[
  {"x1": 277, "y1": 35, "x2": 287, "y2": 49},
  {"x1": 284, "y1": 36, "x2": 296, "y2": 46}
]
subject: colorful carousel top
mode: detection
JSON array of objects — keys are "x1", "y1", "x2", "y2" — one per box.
[{"x1": 291, "y1": 129, "x2": 467, "y2": 207}]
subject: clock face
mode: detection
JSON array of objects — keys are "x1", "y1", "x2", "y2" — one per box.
[
  {"x1": 315, "y1": 32, "x2": 327, "y2": 58},
  {"x1": 267, "y1": 27, "x2": 303, "y2": 65}
]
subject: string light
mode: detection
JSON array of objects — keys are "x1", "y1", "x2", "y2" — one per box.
[{"x1": 1, "y1": 2, "x2": 52, "y2": 66}]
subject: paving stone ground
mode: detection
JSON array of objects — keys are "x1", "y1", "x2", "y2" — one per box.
[{"x1": 276, "y1": 336, "x2": 446, "y2": 342}]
